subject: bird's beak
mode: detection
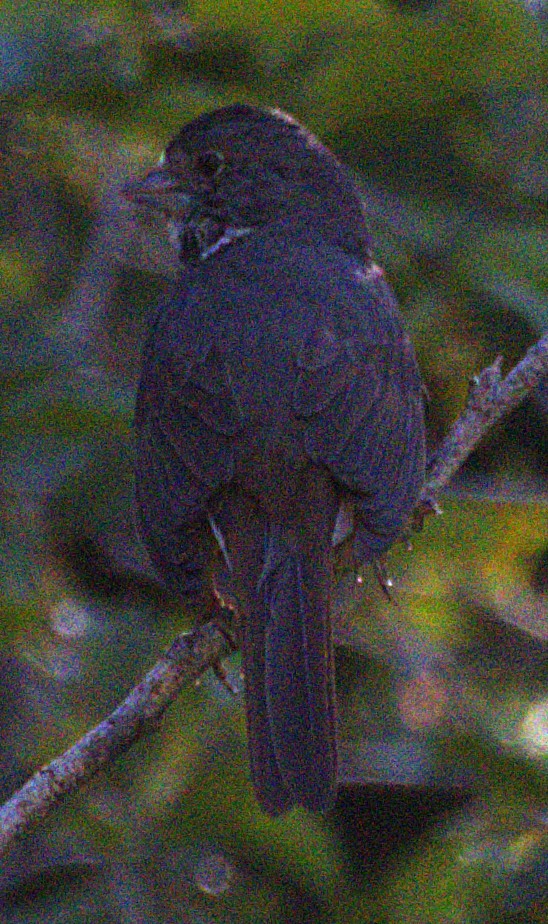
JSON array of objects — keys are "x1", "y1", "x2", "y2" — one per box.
[{"x1": 121, "y1": 167, "x2": 193, "y2": 217}]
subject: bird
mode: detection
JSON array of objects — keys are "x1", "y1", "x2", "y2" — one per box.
[{"x1": 122, "y1": 104, "x2": 426, "y2": 815}]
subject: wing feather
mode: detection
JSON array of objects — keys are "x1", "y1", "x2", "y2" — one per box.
[
  {"x1": 136, "y1": 323, "x2": 244, "y2": 586},
  {"x1": 293, "y1": 270, "x2": 425, "y2": 555}
]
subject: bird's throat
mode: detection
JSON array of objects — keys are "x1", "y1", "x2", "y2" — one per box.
[{"x1": 168, "y1": 216, "x2": 252, "y2": 262}]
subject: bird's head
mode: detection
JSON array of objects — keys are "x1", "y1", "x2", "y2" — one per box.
[{"x1": 122, "y1": 104, "x2": 371, "y2": 263}]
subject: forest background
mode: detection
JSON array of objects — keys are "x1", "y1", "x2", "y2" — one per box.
[{"x1": 0, "y1": 1, "x2": 546, "y2": 921}]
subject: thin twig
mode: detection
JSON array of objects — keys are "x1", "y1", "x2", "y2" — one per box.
[
  {"x1": 421, "y1": 330, "x2": 548, "y2": 507},
  {"x1": 0, "y1": 624, "x2": 229, "y2": 858}
]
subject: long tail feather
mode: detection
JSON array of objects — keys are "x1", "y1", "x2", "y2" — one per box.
[{"x1": 243, "y1": 531, "x2": 337, "y2": 813}]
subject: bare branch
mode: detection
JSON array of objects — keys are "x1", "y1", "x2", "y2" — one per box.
[
  {"x1": 421, "y1": 330, "x2": 548, "y2": 506},
  {"x1": 0, "y1": 624, "x2": 230, "y2": 858}
]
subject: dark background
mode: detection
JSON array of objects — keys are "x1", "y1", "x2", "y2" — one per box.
[{"x1": 0, "y1": 1, "x2": 546, "y2": 921}]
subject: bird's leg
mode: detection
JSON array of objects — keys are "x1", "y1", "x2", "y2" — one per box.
[
  {"x1": 373, "y1": 553, "x2": 395, "y2": 601},
  {"x1": 210, "y1": 588, "x2": 240, "y2": 694}
]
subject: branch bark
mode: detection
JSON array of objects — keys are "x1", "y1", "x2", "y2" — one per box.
[
  {"x1": 0, "y1": 624, "x2": 230, "y2": 858},
  {"x1": 1, "y1": 332, "x2": 547, "y2": 858},
  {"x1": 421, "y1": 330, "x2": 548, "y2": 504}
]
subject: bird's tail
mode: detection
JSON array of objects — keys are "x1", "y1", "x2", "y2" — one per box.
[{"x1": 241, "y1": 526, "x2": 337, "y2": 815}]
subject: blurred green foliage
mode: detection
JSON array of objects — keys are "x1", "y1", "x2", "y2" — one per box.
[{"x1": 0, "y1": 0, "x2": 546, "y2": 921}]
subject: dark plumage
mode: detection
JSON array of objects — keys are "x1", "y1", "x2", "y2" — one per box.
[{"x1": 123, "y1": 105, "x2": 426, "y2": 814}]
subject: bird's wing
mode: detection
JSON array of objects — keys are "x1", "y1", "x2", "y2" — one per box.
[
  {"x1": 294, "y1": 268, "x2": 425, "y2": 557},
  {"x1": 135, "y1": 308, "x2": 244, "y2": 590}
]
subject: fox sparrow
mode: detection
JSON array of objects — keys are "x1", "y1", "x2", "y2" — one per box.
[{"x1": 123, "y1": 105, "x2": 426, "y2": 815}]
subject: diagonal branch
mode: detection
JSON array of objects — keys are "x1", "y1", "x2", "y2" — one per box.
[
  {"x1": 421, "y1": 330, "x2": 548, "y2": 505},
  {"x1": 1, "y1": 332, "x2": 547, "y2": 858},
  {"x1": 0, "y1": 624, "x2": 230, "y2": 858}
]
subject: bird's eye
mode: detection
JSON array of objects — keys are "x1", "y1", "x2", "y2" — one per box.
[{"x1": 195, "y1": 150, "x2": 225, "y2": 178}]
